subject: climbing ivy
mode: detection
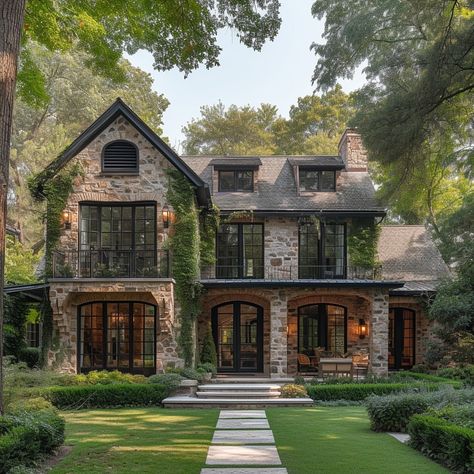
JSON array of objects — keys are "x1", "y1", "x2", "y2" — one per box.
[
  {"x1": 200, "y1": 204, "x2": 220, "y2": 266},
  {"x1": 166, "y1": 168, "x2": 204, "y2": 366},
  {"x1": 347, "y1": 218, "x2": 381, "y2": 270}
]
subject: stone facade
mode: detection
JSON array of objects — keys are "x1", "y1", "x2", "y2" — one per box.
[
  {"x1": 338, "y1": 128, "x2": 368, "y2": 171},
  {"x1": 369, "y1": 290, "x2": 390, "y2": 376}
]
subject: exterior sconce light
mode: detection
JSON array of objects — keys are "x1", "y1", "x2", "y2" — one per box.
[
  {"x1": 162, "y1": 205, "x2": 173, "y2": 229},
  {"x1": 62, "y1": 210, "x2": 71, "y2": 230},
  {"x1": 358, "y1": 319, "x2": 368, "y2": 339}
]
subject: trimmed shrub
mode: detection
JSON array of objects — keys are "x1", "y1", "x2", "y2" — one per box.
[
  {"x1": 148, "y1": 373, "x2": 184, "y2": 392},
  {"x1": 294, "y1": 375, "x2": 305, "y2": 385},
  {"x1": 166, "y1": 366, "x2": 204, "y2": 382},
  {"x1": 429, "y1": 404, "x2": 474, "y2": 430},
  {"x1": 438, "y1": 366, "x2": 474, "y2": 386},
  {"x1": 200, "y1": 324, "x2": 217, "y2": 367},
  {"x1": 60, "y1": 370, "x2": 146, "y2": 386},
  {"x1": 306, "y1": 382, "x2": 443, "y2": 401},
  {"x1": 0, "y1": 409, "x2": 65, "y2": 474},
  {"x1": 366, "y1": 388, "x2": 474, "y2": 432},
  {"x1": 17, "y1": 348, "x2": 40, "y2": 369},
  {"x1": 41, "y1": 383, "x2": 169, "y2": 409},
  {"x1": 197, "y1": 362, "x2": 217, "y2": 376},
  {"x1": 408, "y1": 414, "x2": 474, "y2": 472},
  {"x1": 8, "y1": 397, "x2": 54, "y2": 413},
  {"x1": 280, "y1": 384, "x2": 308, "y2": 398}
]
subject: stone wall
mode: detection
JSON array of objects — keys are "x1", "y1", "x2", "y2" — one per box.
[
  {"x1": 263, "y1": 217, "x2": 299, "y2": 274},
  {"x1": 369, "y1": 290, "x2": 390, "y2": 376},
  {"x1": 338, "y1": 129, "x2": 368, "y2": 172}
]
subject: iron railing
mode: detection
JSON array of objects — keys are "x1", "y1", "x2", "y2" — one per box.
[
  {"x1": 200, "y1": 264, "x2": 382, "y2": 281},
  {"x1": 52, "y1": 249, "x2": 171, "y2": 278}
]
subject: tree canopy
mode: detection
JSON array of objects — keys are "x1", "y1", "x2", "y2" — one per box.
[{"x1": 182, "y1": 86, "x2": 354, "y2": 155}]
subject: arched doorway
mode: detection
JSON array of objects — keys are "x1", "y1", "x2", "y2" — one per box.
[
  {"x1": 78, "y1": 301, "x2": 157, "y2": 375},
  {"x1": 211, "y1": 302, "x2": 263, "y2": 373},
  {"x1": 389, "y1": 308, "x2": 416, "y2": 370}
]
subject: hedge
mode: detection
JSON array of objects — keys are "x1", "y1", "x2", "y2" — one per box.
[
  {"x1": 41, "y1": 383, "x2": 169, "y2": 409},
  {"x1": 408, "y1": 415, "x2": 474, "y2": 473},
  {"x1": 0, "y1": 410, "x2": 65, "y2": 474},
  {"x1": 306, "y1": 382, "x2": 443, "y2": 401},
  {"x1": 366, "y1": 388, "x2": 474, "y2": 432}
]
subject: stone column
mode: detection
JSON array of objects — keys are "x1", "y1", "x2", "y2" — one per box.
[
  {"x1": 270, "y1": 289, "x2": 288, "y2": 378},
  {"x1": 369, "y1": 289, "x2": 389, "y2": 377}
]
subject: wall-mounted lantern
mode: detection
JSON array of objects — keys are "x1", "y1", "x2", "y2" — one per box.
[
  {"x1": 358, "y1": 319, "x2": 368, "y2": 339},
  {"x1": 62, "y1": 210, "x2": 71, "y2": 230},
  {"x1": 162, "y1": 205, "x2": 174, "y2": 229}
]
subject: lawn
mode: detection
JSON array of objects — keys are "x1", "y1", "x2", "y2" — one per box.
[
  {"x1": 267, "y1": 406, "x2": 447, "y2": 473},
  {"x1": 51, "y1": 408, "x2": 219, "y2": 474}
]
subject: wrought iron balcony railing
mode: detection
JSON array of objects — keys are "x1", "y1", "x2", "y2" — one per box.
[
  {"x1": 52, "y1": 249, "x2": 171, "y2": 279},
  {"x1": 200, "y1": 264, "x2": 382, "y2": 281}
]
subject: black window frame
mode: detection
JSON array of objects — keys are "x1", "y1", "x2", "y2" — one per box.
[
  {"x1": 389, "y1": 307, "x2": 416, "y2": 370},
  {"x1": 218, "y1": 169, "x2": 254, "y2": 192},
  {"x1": 216, "y1": 223, "x2": 264, "y2": 279},
  {"x1": 101, "y1": 139, "x2": 139, "y2": 174},
  {"x1": 77, "y1": 301, "x2": 157, "y2": 375},
  {"x1": 298, "y1": 221, "x2": 347, "y2": 279},
  {"x1": 299, "y1": 168, "x2": 336, "y2": 192}
]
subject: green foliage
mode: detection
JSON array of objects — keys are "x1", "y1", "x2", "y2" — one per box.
[
  {"x1": 437, "y1": 366, "x2": 474, "y2": 387},
  {"x1": 147, "y1": 373, "x2": 184, "y2": 393},
  {"x1": 41, "y1": 383, "x2": 169, "y2": 409},
  {"x1": 200, "y1": 324, "x2": 217, "y2": 367},
  {"x1": 3, "y1": 295, "x2": 31, "y2": 359},
  {"x1": 7, "y1": 397, "x2": 54, "y2": 413},
  {"x1": 166, "y1": 366, "x2": 204, "y2": 382},
  {"x1": 197, "y1": 362, "x2": 217, "y2": 376},
  {"x1": 17, "y1": 348, "x2": 40, "y2": 369},
  {"x1": 294, "y1": 375, "x2": 306, "y2": 385},
  {"x1": 0, "y1": 409, "x2": 65, "y2": 474},
  {"x1": 5, "y1": 239, "x2": 40, "y2": 285},
  {"x1": 166, "y1": 169, "x2": 202, "y2": 366},
  {"x1": 280, "y1": 384, "x2": 308, "y2": 398},
  {"x1": 200, "y1": 205, "x2": 220, "y2": 266},
  {"x1": 60, "y1": 370, "x2": 146, "y2": 386},
  {"x1": 182, "y1": 88, "x2": 354, "y2": 155},
  {"x1": 408, "y1": 414, "x2": 474, "y2": 472},
  {"x1": 347, "y1": 218, "x2": 380, "y2": 270},
  {"x1": 306, "y1": 382, "x2": 444, "y2": 401},
  {"x1": 430, "y1": 404, "x2": 474, "y2": 431}
]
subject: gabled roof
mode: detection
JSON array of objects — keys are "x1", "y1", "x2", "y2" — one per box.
[
  {"x1": 184, "y1": 155, "x2": 385, "y2": 214},
  {"x1": 35, "y1": 98, "x2": 210, "y2": 206}
]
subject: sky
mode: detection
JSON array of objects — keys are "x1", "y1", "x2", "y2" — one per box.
[{"x1": 127, "y1": 0, "x2": 365, "y2": 150}]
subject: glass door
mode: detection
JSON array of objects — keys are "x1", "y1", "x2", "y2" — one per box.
[{"x1": 389, "y1": 308, "x2": 416, "y2": 370}]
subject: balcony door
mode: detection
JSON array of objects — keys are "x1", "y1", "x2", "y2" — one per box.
[
  {"x1": 79, "y1": 202, "x2": 156, "y2": 277},
  {"x1": 212, "y1": 302, "x2": 263, "y2": 372},
  {"x1": 389, "y1": 308, "x2": 416, "y2": 370}
]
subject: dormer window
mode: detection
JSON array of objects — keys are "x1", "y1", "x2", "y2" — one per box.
[
  {"x1": 218, "y1": 170, "x2": 254, "y2": 192},
  {"x1": 102, "y1": 140, "x2": 138, "y2": 174},
  {"x1": 299, "y1": 168, "x2": 336, "y2": 192}
]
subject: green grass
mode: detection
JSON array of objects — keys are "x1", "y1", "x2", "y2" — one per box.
[
  {"x1": 267, "y1": 406, "x2": 447, "y2": 473},
  {"x1": 51, "y1": 408, "x2": 218, "y2": 474}
]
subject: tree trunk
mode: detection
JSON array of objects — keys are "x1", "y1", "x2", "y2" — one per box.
[{"x1": 0, "y1": 0, "x2": 27, "y2": 415}]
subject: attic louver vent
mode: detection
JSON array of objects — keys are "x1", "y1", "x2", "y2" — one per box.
[{"x1": 102, "y1": 140, "x2": 138, "y2": 173}]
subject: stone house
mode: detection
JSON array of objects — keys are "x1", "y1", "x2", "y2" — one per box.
[{"x1": 40, "y1": 99, "x2": 449, "y2": 378}]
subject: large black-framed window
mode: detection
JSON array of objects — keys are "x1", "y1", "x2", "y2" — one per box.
[
  {"x1": 298, "y1": 221, "x2": 346, "y2": 278},
  {"x1": 79, "y1": 202, "x2": 156, "y2": 277},
  {"x1": 218, "y1": 170, "x2": 254, "y2": 192},
  {"x1": 78, "y1": 301, "x2": 157, "y2": 375},
  {"x1": 298, "y1": 304, "x2": 347, "y2": 357},
  {"x1": 299, "y1": 168, "x2": 336, "y2": 192},
  {"x1": 216, "y1": 223, "x2": 263, "y2": 278},
  {"x1": 389, "y1": 308, "x2": 416, "y2": 370}
]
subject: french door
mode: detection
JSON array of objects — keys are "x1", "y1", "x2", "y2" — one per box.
[
  {"x1": 388, "y1": 308, "x2": 416, "y2": 370},
  {"x1": 212, "y1": 302, "x2": 263, "y2": 372}
]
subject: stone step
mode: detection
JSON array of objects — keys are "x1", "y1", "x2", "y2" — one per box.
[
  {"x1": 202, "y1": 469, "x2": 288, "y2": 474},
  {"x1": 212, "y1": 377, "x2": 294, "y2": 384},
  {"x1": 162, "y1": 395, "x2": 313, "y2": 408},
  {"x1": 197, "y1": 391, "x2": 280, "y2": 399},
  {"x1": 199, "y1": 384, "x2": 281, "y2": 391}
]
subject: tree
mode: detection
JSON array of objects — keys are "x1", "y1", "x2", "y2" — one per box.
[
  {"x1": 310, "y1": 0, "x2": 474, "y2": 225},
  {"x1": 10, "y1": 44, "x2": 169, "y2": 247},
  {"x1": 5, "y1": 238, "x2": 40, "y2": 285},
  {"x1": 182, "y1": 88, "x2": 354, "y2": 155}
]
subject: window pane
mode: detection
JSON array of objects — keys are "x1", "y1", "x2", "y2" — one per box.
[
  {"x1": 218, "y1": 171, "x2": 235, "y2": 191},
  {"x1": 320, "y1": 171, "x2": 335, "y2": 191},
  {"x1": 236, "y1": 171, "x2": 253, "y2": 191},
  {"x1": 300, "y1": 170, "x2": 319, "y2": 191}
]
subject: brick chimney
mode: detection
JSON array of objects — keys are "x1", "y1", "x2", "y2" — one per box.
[{"x1": 338, "y1": 128, "x2": 368, "y2": 171}]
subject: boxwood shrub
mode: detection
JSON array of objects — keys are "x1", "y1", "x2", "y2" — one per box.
[
  {"x1": 41, "y1": 383, "x2": 169, "y2": 409},
  {"x1": 408, "y1": 414, "x2": 474, "y2": 472},
  {"x1": 306, "y1": 382, "x2": 442, "y2": 401},
  {"x1": 0, "y1": 409, "x2": 65, "y2": 474}
]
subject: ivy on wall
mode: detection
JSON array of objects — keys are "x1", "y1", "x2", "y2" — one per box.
[
  {"x1": 28, "y1": 163, "x2": 83, "y2": 363},
  {"x1": 200, "y1": 204, "x2": 220, "y2": 266},
  {"x1": 347, "y1": 218, "x2": 381, "y2": 270}
]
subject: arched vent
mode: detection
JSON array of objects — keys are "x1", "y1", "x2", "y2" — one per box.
[{"x1": 102, "y1": 140, "x2": 138, "y2": 173}]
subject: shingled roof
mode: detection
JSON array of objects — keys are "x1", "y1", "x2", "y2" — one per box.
[
  {"x1": 183, "y1": 155, "x2": 385, "y2": 214},
  {"x1": 378, "y1": 225, "x2": 450, "y2": 294}
]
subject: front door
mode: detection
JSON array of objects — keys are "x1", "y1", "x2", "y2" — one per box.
[
  {"x1": 212, "y1": 302, "x2": 263, "y2": 372},
  {"x1": 389, "y1": 308, "x2": 416, "y2": 370}
]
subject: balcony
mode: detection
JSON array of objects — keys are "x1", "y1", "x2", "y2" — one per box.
[
  {"x1": 52, "y1": 250, "x2": 171, "y2": 279},
  {"x1": 200, "y1": 264, "x2": 382, "y2": 281}
]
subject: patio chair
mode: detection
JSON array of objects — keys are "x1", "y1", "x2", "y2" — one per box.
[
  {"x1": 352, "y1": 353, "x2": 369, "y2": 379},
  {"x1": 297, "y1": 353, "x2": 317, "y2": 373}
]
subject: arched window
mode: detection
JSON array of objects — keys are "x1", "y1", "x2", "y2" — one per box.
[
  {"x1": 102, "y1": 140, "x2": 138, "y2": 173},
  {"x1": 298, "y1": 304, "x2": 347, "y2": 356},
  {"x1": 78, "y1": 301, "x2": 156, "y2": 375}
]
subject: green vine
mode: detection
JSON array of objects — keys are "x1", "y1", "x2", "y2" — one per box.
[
  {"x1": 200, "y1": 205, "x2": 220, "y2": 266},
  {"x1": 347, "y1": 218, "x2": 381, "y2": 270},
  {"x1": 28, "y1": 162, "x2": 83, "y2": 363},
  {"x1": 166, "y1": 168, "x2": 203, "y2": 366}
]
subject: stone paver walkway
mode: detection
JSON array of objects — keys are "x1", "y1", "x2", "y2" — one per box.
[{"x1": 201, "y1": 410, "x2": 287, "y2": 474}]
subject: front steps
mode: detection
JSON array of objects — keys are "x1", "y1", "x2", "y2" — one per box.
[{"x1": 163, "y1": 380, "x2": 313, "y2": 408}]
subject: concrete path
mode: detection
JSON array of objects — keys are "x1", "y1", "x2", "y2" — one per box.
[{"x1": 201, "y1": 410, "x2": 287, "y2": 474}]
